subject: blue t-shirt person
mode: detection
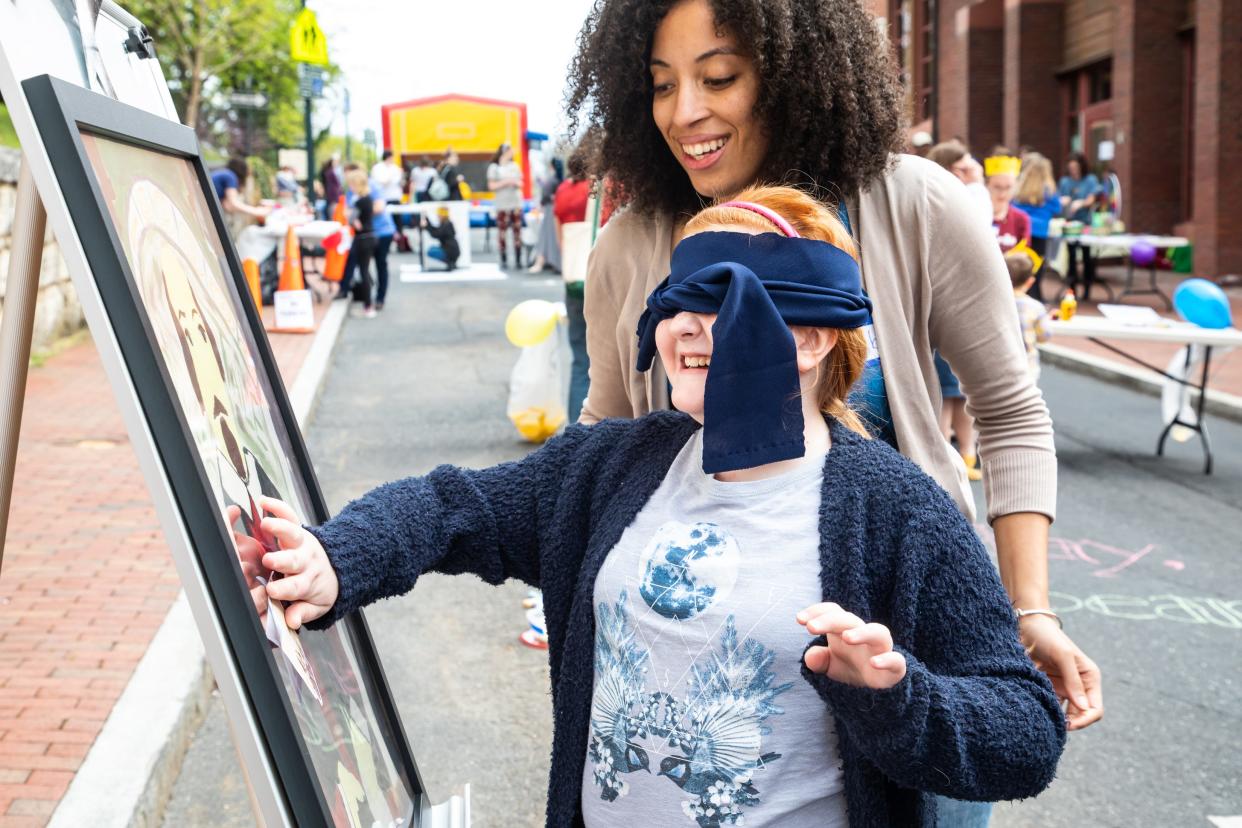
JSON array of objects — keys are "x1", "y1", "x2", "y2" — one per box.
[
  {"x1": 350, "y1": 184, "x2": 397, "y2": 238},
  {"x1": 1058, "y1": 174, "x2": 1101, "y2": 223},
  {"x1": 1013, "y1": 190, "x2": 1062, "y2": 239},
  {"x1": 211, "y1": 167, "x2": 240, "y2": 202},
  {"x1": 836, "y1": 203, "x2": 897, "y2": 448}
]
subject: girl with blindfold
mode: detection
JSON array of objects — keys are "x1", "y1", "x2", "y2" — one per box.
[{"x1": 255, "y1": 187, "x2": 1065, "y2": 828}]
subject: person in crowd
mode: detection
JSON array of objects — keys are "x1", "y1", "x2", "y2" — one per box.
[
  {"x1": 1012, "y1": 152, "x2": 1062, "y2": 302},
  {"x1": 319, "y1": 153, "x2": 343, "y2": 218},
  {"x1": 365, "y1": 172, "x2": 397, "y2": 312},
  {"x1": 927, "y1": 139, "x2": 992, "y2": 228},
  {"x1": 527, "y1": 158, "x2": 565, "y2": 274},
  {"x1": 420, "y1": 206, "x2": 460, "y2": 271},
  {"x1": 370, "y1": 149, "x2": 405, "y2": 206},
  {"x1": 344, "y1": 169, "x2": 377, "y2": 318},
  {"x1": 410, "y1": 156, "x2": 436, "y2": 203},
  {"x1": 487, "y1": 142, "x2": 525, "y2": 269},
  {"x1": 910, "y1": 129, "x2": 933, "y2": 157},
  {"x1": 250, "y1": 185, "x2": 1066, "y2": 828},
  {"x1": 925, "y1": 142, "x2": 998, "y2": 485},
  {"x1": 438, "y1": 149, "x2": 465, "y2": 201},
  {"x1": 985, "y1": 154, "x2": 1031, "y2": 254},
  {"x1": 210, "y1": 157, "x2": 271, "y2": 238},
  {"x1": 554, "y1": 138, "x2": 604, "y2": 422},
  {"x1": 274, "y1": 165, "x2": 302, "y2": 205},
  {"x1": 1058, "y1": 151, "x2": 1102, "y2": 288},
  {"x1": 1007, "y1": 246, "x2": 1051, "y2": 384},
  {"x1": 566, "y1": 5, "x2": 1100, "y2": 824}
]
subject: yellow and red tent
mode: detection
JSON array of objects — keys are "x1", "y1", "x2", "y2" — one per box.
[{"x1": 381, "y1": 93, "x2": 531, "y2": 199}]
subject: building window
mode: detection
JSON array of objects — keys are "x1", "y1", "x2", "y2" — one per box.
[
  {"x1": 917, "y1": 0, "x2": 935, "y2": 122},
  {"x1": 1062, "y1": 59, "x2": 1114, "y2": 165},
  {"x1": 892, "y1": 0, "x2": 935, "y2": 124}
]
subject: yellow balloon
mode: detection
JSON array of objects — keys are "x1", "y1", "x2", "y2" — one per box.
[
  {"x1": 505, "y1": 300, "x2": 559, "y2": 347},
  {"x1": 510, "y1": 408, "x2": 565, "y2": 443}
]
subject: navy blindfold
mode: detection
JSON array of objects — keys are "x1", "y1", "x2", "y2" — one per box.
[{"x1": 635, "y1": 231, "x2": 871, "y2": 474}]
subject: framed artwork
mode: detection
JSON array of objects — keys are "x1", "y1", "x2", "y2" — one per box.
[{"x1": 23, "y1": 74, "x2": 425, "y2": 827}]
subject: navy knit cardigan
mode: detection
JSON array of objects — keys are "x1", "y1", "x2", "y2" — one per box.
[{"x1": 308, "y1": 413, "x2": 1066, "y2": 827}]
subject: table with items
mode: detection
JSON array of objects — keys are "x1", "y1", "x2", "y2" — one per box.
[
  {"x1": 1046, "y1": 313, "x2": 1242, "y2": 473},
  {"x1": 1062, "y1": 233, "x2": 1189, "y2": 307}
]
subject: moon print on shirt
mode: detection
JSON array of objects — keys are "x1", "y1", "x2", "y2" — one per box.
[
  {"x1": 638, "y1": 521, "x2": 740, "y2": 620},
  {"x1": 590, "y1": 590, "x2": 792, "y2": 827}
]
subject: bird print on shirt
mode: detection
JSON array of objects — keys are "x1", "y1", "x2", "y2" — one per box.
[{"x1": 590, "y1": 571, "x2": 792, "y2": 826}]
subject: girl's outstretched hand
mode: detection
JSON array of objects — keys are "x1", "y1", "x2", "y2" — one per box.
[
  {"x1": 798, "y1": 602, "x2": 907, "y2": 690},
  {"x1": 257, "y1": 496, "x2": 339, "y2": 630}
]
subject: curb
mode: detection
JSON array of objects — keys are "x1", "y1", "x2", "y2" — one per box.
[
  {"x1": 49, "y1": 298, "x2": 349, "y2": 828},
  {"x1": 1040, "y1": 343, "x2": 1242, "y2": 424}
]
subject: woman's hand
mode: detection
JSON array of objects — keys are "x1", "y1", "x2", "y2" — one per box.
[
  {"x1": 256, "y1": 496, "x2": 339, "y2": 630},
  {"x1": 798, "y1": 602, "x2": 907, "y2": 689},
  {"x1": 1019, "y1": 614, "x2": 1103, "y2": 730}
]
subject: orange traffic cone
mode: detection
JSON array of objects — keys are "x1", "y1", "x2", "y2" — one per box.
[
  {"x1": 267, "y1": 226, "x2": 315, "y2": 334},
  {"x1": 278, "y1": 225, "x2": 305, "y2": 292},
  {"x1": 241, "y1": 258, "x2": 262, "y2": 311},
  {"x1": 323, "y1": 195, "x2": 350, "y2": 283}
]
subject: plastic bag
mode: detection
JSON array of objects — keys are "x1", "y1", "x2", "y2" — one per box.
[{"x1": 506, "y1": 309, "x2": 571, "y2": 443}]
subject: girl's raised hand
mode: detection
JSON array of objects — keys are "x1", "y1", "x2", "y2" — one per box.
[
  {"x1": 797, "y1": 602, "x2": 907, "y2": 690},
  {"x1": 257, "y1": 496, "x2": 339, "y2": 630}
]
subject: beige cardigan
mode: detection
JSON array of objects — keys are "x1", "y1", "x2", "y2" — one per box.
[{"x1": 579, "y1": 154, "x2": 1056, "y2": 523}]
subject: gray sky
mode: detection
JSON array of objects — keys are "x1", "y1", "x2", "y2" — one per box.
[{"x1": 310, "y1": 0, "x2": 599, "y2": 147}]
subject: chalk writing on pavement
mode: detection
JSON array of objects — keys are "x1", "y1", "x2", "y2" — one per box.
[
  {"x1": 1051, "y1": 591, "x2": 1242, "y2": 629},
  {"x1": 975, "y1": 524, "x2": 1179, "y2": 578}
]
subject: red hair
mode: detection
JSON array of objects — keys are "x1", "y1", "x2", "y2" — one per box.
[{"x1": 683, "y1": 185, "x2": 870, "y2": 438}]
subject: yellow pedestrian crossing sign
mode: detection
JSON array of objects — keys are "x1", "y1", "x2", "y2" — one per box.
[{"x1": 291, "y1": 8, "x2": 329, "y2": 65}]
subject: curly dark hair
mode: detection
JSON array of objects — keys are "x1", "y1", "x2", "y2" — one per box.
[{"x1": 565, "y1": 0, "x2": 905, "y2": 217}]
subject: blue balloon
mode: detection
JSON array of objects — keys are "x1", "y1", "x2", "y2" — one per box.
[{"x1": 1173, "y1": 278, "x2": 1233, "y2": 329}]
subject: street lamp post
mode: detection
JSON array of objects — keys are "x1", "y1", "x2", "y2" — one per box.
[{"x1": 303, "y1": 0, "x2": 314, "y2": 190}]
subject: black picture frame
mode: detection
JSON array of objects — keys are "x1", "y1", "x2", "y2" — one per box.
[{"x1": 22, "y1": 74, "x2": 426, "y2": 826}]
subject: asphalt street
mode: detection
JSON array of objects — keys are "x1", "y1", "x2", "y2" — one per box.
[{"x1": 163, "y1": 244, "x2": 1241, "y2": 827}]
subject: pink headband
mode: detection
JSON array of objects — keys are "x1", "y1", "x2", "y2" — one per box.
[{"x1": 719, "y1": 200, "x2": 800, "y2": 238}]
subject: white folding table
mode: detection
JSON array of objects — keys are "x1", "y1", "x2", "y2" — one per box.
[
  {"x1": 1047, "y1": 315, "x2": 1242, "y2": 473},
  {"x1": 1062, "y1": 234, "x2": 1189, "y2": 308}
]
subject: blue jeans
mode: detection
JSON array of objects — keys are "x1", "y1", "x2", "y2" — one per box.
[
  {"x1": 565, "y1": 287, "x2": 589, "y2": 423},
  {"x1": 935, "y1": 795, "x2": 993, "y2": 827}
]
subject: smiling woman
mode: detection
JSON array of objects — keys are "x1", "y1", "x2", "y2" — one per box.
[
  {"x1": 566, "y1": 0, "x2": 901, "y2": 216},
  {"x1": 568, "y1": 2, "x2": 1103, "y2": 823}
]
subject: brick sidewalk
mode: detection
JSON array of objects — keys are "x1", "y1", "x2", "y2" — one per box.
[
  {"x1": 0, "y1": 300, "x2": 331, "y2": 827},
  {"x1": 1042, "y1": 266, "x2": 1242, "y2": 399}
]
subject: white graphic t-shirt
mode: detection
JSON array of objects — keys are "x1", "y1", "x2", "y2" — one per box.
[{"x1": 581, "y1": 430, "x2": 848, "y2": 828}]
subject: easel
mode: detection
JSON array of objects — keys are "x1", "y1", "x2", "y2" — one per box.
[
  {"x1": 0, "y1": 5, "x2": 301, "y2": 825},
  {"x1": 0, "y1": 161, "x2": 45, "y2": 576}
]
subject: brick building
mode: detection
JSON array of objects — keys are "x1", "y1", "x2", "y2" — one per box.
[{"x1": 867, "y1": 0, "x2": 1241, "y2": 278}]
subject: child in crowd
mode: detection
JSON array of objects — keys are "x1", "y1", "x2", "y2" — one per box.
[
  {"x1": 1007, "y1": 244, "x2": 1052, "y2": 383},
  {"x1": 248, "y1": 186, "x2": 1065, "y2": 827}
]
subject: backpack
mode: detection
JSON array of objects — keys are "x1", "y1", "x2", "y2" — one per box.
[{"x1": 427, "y1": 175, "x2": 450, "y2": 202}]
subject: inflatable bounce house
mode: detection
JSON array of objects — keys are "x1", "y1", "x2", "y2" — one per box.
[{"x1": 381, "y1": 93, "x2": 533, "y2": 200}]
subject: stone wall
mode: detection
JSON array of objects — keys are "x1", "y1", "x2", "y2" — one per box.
[{"x1": 0, "y1": 147, "x2": 86, "y2": 351}]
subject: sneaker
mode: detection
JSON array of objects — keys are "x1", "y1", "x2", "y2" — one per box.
[
  {"x1": 376, "y1": 302, "x2": 384, "y2": 311},
  {"x1": 362, "y1": 307, "x2": 378, "y2": 319}
]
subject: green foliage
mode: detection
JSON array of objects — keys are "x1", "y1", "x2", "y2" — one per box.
[
  {"x1": 126, "y1": 0, "x2": 339, "y2": 157},
  {"x1": 0, "y1": 102, "x2": 18, "y2": 148},
  {"x1": 316, "y1": 134, "x2": 376, "y2": 169},
  {"x1": 247, "y1": 155, "x2": 277, "y2": 200}
]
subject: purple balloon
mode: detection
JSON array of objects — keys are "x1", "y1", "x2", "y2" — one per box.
[{"x1": 1130, "y1": 240, "x2": 1158, "y2": 268}]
